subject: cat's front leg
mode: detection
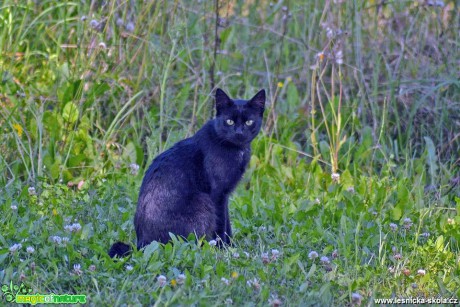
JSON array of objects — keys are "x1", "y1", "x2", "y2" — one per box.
[
  {"x1": 223, "y1": 195, "x2": 232, "y2": 244},
  {"x1": 211, "y1": 193, "x2": 232, "y2": 245}
]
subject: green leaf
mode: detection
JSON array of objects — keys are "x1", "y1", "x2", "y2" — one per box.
[
  {"x1": 286, "y1": 83, "x2": 299, "y2": 112},
  {"x1": 424, "y1": 136, "x2": 438, "y2": 185},
  {"x1": 391, "y1": 204, "x2": 402, "y2": 221},
  {"x1": 62, "y1": 102, "x2": 79, "y2": 124},
  {"x1": 143, "y1": 241, "x2": 159, "y2": 262},
  {"x1": 0, "y1": 252, "x2": 8, "y2": 266},
  {"x1": 435, "y1": 235, "x2": 444, "y2": 251}
]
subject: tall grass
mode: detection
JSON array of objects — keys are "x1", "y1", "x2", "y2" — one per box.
[{"x1": 1, "y1": 0, "x2": 458, "y2": 187}]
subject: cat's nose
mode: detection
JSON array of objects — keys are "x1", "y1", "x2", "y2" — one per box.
[{"x1": 235, "y1": 127, "x2": 243, "y2": 135}]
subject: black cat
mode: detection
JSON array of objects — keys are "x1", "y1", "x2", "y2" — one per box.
[{"x1": 109, "y1": 88, "x2": 265, "y2": 257}]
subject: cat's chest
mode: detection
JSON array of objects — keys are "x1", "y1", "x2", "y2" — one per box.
[{"x1": 204, "y1": 148, "x2": 249, "y2": 188}]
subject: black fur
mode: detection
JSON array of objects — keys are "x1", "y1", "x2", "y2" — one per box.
[
  {"x1": 108, "y1": 242, "x2": 132, "y2": 258},
  {"x1": 109, "y1": 88, "x2": 265, "y2": 257}
]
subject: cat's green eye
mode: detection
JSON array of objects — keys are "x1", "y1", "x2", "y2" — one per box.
[
  {"x1": 245, "y1": 120, "x2": 254, "y2": 126},
  {"x1": 226, "y1": 119, "x2": 234, "y2": 125}
]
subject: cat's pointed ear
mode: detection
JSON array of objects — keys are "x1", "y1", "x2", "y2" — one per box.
[
  {"x1": 215, "y1": 88, "x2": 233, "y2": 111},
  {"x1": 249, "y1": 89, "x2": 266, "y2": 111}
]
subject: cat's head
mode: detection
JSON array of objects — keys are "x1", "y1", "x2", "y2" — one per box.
[{"x1": 213, "y1": 88, "x2": 265, "y2": 147}]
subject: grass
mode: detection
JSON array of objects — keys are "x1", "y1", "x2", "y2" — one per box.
[{"x1": 1, "y1": 0, "x2": 459, "y2": 305}]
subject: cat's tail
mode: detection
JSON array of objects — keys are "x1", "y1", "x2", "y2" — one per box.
[{"x1": 108, "y1": 242, "x2": 133, "y2": 258}]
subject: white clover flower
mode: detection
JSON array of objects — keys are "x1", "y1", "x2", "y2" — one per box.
[
  {"x1": 346, "y1": 186, "x2": 355, "y2": 193},
  {"x1": 50, "y1": 236, "x2": 62, "y2": 245},
  {"x1": 351, "y1": 292, "x2": 362, "y2": 305},
  {"x1": 261, "y1": 252, "x2": 270, "y2": 264},
  {"x1": 225, "y1": 298, "x2": 233, "y2": 305},
  {"x1": 125, "y1": 265, "x2": 133, "y2": 271},
  {"x1": 28, "y1": 187, "x2": 36, "y2": 195},
  {"x1": 9, "y1": 243, "x2": 22, "y2": 253},
  {"x1": 271, "y1": 249, "x2": 280, "y2": 256},
  {"x1": 232, "y1": 252, "x2": 240, "y2": 259},
  {"x1": 326, "y1": 27, "x2": 334, "y2": 39},
  {"x1": 89, "y1": 19, "x2": 99, "y2": 29},
  {"x1": 269, "y1": 297, "x2": 282, "y2": 307},
  {"x1": 403, "y1": 218, "x2": 413, "y2": 229},
  {"x1": 72, "y1": 223, "x2": 82, "y2": 232},
  {"x1": 98, "y1": 42, "x2": 107, "y2": 49},
  {"x1": 246, "y1": 278, "x2": 260, "y2": 290},
  {"x1": 11, "y1": 205, "x2": 18, "y2": 210},
  {"x1": 335, "y1": 50, "x2": 344, "y2": 65},
  {"x1": 331, "y1": 249, "x2": 338, "y2": 259},
  {"x1": 209, "y1": 240, "x2": 217, "y2": 246},
  {"x1": 129, "y1": 163, "x2": 140, "y2": 175},
  {"x1": 116, "y1": 18, "x2": 124, "y2": 27},
  {"x1": 64, "y1": 223, "x2": 82, "y2": 233},
  {"x1": 426, "y1": 0, "x2": 445, "y2": 7},
  {"x1": 331, "y1": 172, "x2": 340, "y2": 182},
  {"x1": 157, "y1": 275, "x2": 167, "y2": 286},
  {"x1": 389, "y1": 223, "x2": 398, "y2": 231},
  {"x1": 26, "y1": 246, "x2": 35, "y2": 254},
  {"x1": 221, "y1": 277, "x2": 230, "y2": 286},
  {"x1": 320, "y1": 256, "x2": 330, "y2": 264},
  {"x1": 177, "y1": 273, "x2": 186, "y2": 285},
  {"x1": 417, "y1": 269, "x2": 426, "y2": 276},
  {"x1": 125, "y1": 22, "x2": 135, "y2": 33},
  {"x1": 89, "y1": 264, "x2": 96, "y2": 271},
  {"x1": 308, "y1": 251, "x2": 319, "y2": 260},
  {"x1": 73, "y1": 264, "x2": 82, "y2": 276}
]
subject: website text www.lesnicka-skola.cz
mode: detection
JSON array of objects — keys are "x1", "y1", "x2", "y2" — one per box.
[{"x1": 374, "y1": 297, "x2": 458, "y2": 304}]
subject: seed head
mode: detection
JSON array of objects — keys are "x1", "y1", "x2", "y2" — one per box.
[
  {"x1": 389, "y1": 223, "x2": 398, "y2": 231},
  {"x1": 261, "y1": 252, "x2": 270, "y2": 264},
  {"x1": 221, "y1": 277, "x2": 230, "y2": 286},
  {"x1": 157, "y1": 275, "x2": 167, "y2": 287},
  {"x1": 308, "y1": 251, "x2": 319, "y2": 260},
  {"x1": 9, "y1": 243, "x2": 22, "y2": 253},
  {"x1": 73, "y1": 264, "x2": 82, "y2": 276},
  {"x1": 331, "y1": 172, "x2": 340, "y2": 182},
  {"x1": 28, "y1": 187, "x2": 36, "y2": 195},
  {"x1": 351, "y1": 292, "x2": 362, "y2": 305},
  {"x1": 177, "y1": 273, "x2": 186, "y2": 284}
]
